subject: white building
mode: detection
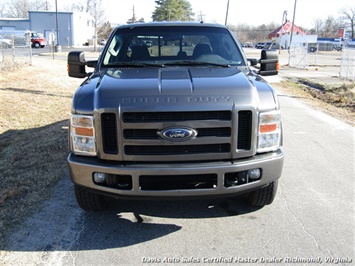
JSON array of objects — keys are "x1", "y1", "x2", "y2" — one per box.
[
  {"x1": 0, "y1": 11, "x2": 94, "y2": 47},
  {"x1": 268, "y1": 21, "x2": 317, "y2": 49}
]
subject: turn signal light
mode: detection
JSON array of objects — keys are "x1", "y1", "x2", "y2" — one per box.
[
  {"x1": 75, "y1": 127, "x2": 94, "y2": 136},
  {"x1": 260, "y1": 123, "x2": 278, "y2": 133}
]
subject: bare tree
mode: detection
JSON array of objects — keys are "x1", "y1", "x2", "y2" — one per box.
[
  {"x1": 319, "y1": 16, "x2": 343, "y2": 37},
  {"x1": 62, "y1": 0, "x2": 85, "y2": 12},
  {"x1": 86, "y1": 0, "x2": 106, "y2": 51},
  {"x1": 339, "y1": 6, "x2": 355, "y2": 38},
  {"x1": 31, "y1": 0, "x2": 51, "y2": 10},
  {"x1": 312, "y1": 18, "x2": 323, "y2": 35},
  {"x1": 6, "y1": 0, "x2": 30, "y2": 18},
  {"x1": 4, "y1": 0, "x2": 50, "y2": 18},
  {"x1": 97, "y1": 21, "x2": 113, "y2": 41},
  {"x1": 0, "y1": 2, "x2": 7, "y2": 17},
  {"x1": 229, "y1": 22, "x2": 279, "y2": 44}
]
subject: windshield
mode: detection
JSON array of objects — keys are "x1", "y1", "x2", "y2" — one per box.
[{"x1": 102, "y1": 25, "x2": 245, "y2": 67}]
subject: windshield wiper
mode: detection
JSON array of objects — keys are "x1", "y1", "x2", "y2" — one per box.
[
  {"x1": 163, "y1": 60, "x2": 231, "y2": 67},
  {"x1": 105, "y1": 61, "x2": 232, "y2": 68},
  {"x1": 105, "y1": 62, "x2": 163, "y2": 67}
]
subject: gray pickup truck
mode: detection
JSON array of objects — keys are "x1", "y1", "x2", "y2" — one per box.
[{"x1": 67, "y1": 22, "x2": 283, "y2": 211}]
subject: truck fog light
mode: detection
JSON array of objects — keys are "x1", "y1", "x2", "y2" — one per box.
[
  {"x1": 94, "y1": 172, "x2": 107, "y2": 183},
  {"x1": 248, "y1": 168, "x2": 261, "y2": 180}
]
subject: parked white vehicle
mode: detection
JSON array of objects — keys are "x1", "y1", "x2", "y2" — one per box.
[{"x1": 0, "y1": 36, "x2": 12, "y2": 46}]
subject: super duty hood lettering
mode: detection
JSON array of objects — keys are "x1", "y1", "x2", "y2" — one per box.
[{"x1": 120, "y1": 96, "x2": 232, "y2": 104}]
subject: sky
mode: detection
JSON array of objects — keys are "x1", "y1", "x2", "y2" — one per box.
[{"x1": 58, "y1": 0, "x2": 354, "y2": 30}]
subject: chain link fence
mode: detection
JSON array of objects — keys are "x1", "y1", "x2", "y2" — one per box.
[
  {"x1": 340, "y1": 47, "x2": 355, "y2": 81},
  {"x1": 288, "y1": 45, "x2": 308, "y2": 68},
  {"x1": 288, "y1": 43, "x2": 355, "y2": 81},
  {"x1": 288, "y1": 43, "x2": 327, "y2": 68},
  {"x1": 0, "y1": 33, "x2": 32, "y2": 69}
]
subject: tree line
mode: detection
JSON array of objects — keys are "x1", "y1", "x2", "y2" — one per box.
[
  {"x1": 1, "y1": 0, "x2": 354, "y2": 44},
  {"x1": 312, "y1": 9, "x2": 354, "y2": 39}
]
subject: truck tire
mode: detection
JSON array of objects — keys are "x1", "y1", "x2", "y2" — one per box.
[
  {"x1": 246, "y1": 180, "x2": 278, "y2": 207},
  {"x1": 33, "y1": 42, "x2": 40, "y2": 48},
  {"x1": 74, "y1": 185, "x2": 107, "y2": 211}
]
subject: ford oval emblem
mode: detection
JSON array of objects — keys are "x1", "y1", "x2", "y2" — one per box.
[{"x1": 158, "y1": 127, "x2": 197, "y2": 142}]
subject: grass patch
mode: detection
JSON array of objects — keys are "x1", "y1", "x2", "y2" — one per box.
[
  {"x1": 296, "y1": 79, "x2": 355, "y2": 110},
  {"x1": 273, "y1": 79, "x2": 355, "y2": 125},
  {"x1": 0, "y1": 57, "x2": 83, "y2": 248}
]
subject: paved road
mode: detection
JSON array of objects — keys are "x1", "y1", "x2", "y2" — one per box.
[{"x1": 1, "y1": 50, "x2": 354, "y2": 266}]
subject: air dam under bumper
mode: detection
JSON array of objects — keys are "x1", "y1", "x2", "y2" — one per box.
[{"x1": 68, "y1": 150, "x2": 283, "y2": 198}]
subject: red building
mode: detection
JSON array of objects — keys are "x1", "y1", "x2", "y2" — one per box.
[{"x1": 268, "y1": 21, "x2": 306, "y2": 39}]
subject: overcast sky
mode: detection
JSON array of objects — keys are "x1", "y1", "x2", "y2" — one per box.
[{"x1": 58, "y1": 0, "x2": 353, "y2": 29}]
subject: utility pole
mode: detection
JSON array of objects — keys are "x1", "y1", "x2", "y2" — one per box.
[
  {"x1": 93, "y1": 1, "x2": 97, "y2": 52},
  {"x1": 279, "y1": 10, "x2": 287, "y2": 54},
  {"x1": 126, "y1": 5, "x2": 136, "y2": 23},
  {"x1": 132, "y1": 5, "x2": 136, "y2": 23},
  {"x1": 55, "y1": 0, "x2": 61, "y2": 52},
  {"x1": 288, "y1": 0, "x2": 297, "y2": 65},
  {"x1": 289, "y1": 0, "x2": 297, "y2": 49},
  {"x1": 225, "y1": 0, "x2": 230, "y2": 26},
  {"x1": 198, "y1": 11, "x2": 205, "y2": 23}
]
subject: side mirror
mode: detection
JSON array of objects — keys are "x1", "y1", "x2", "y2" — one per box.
[
  {"x1": 68, "y1": 51, "x2": 86, "y2": 78},
  {"x1": 259, "y1": 49, "x2": 279, "y2": 76},
  {"x1": 247, "y1": 58, "x2": 258, "y2": 66},
  {"x1": 67, "y1": 52, "x2": 97, "y2": 78}
]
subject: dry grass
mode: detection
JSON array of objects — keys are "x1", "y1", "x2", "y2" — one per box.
[
  {"x1": 273, "y1": 80, "x2": 355, "y2": 126},
  {"x1": 0, "y1": 55, "x2": 353, "y2": 249},
  {"x1": 0, "y1": 56, "x2": 84, "y2": 248}
]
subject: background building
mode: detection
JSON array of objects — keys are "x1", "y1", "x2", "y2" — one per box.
[
  {"x1": 0, "y1": 11, "x2": 94, "y2": 47},
  {"x1": 268, "y1": 21, "x2": 313, "y2": 49}
]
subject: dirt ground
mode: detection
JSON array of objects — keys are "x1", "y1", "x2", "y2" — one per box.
[{"x1": 0, "y1": 55, "x2": 354, "y2": 249}]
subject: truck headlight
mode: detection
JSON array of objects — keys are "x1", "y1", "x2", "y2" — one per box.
[
  {"x1": 70, "y1": 114, "x2": 96, "y2": 156},
  {"x1": 257, "y1": 110, "x2": 281, "y2": 153}
]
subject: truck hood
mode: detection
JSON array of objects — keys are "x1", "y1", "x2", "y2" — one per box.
[{"x1": 74, "y1": 67, "x2": 277, "y2": 113}]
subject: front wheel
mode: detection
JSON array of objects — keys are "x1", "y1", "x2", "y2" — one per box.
[
  {"x1": 245, "y1": 180, "x2": 278, "y2": 207},
  {"x1": 74, "y1": 185, "x2": 108, "y2": 211}
]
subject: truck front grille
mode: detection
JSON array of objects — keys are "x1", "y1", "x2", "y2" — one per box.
[{"x1": 99, "y1": 110, "x2": 253, "y2": 160}]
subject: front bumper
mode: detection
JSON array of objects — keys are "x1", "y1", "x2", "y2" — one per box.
[{"x1": 68, "y1": 149, "x2": 283, "y2": 199}]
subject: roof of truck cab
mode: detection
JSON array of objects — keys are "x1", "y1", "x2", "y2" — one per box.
[{"x1": 116, "y1": 21, "x2": 228, "y2": 29}]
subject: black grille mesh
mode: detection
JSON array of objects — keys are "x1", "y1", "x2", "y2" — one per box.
[
  {"x1": 125, "y1": 144, "x2": 230, "y2": 155},
  {"x1": 237, "y1": 111, "x2": 252, "y2": 150},
  {"x1": 101, "y1": 113, "x2": 118, "y2": 154},
  {"x1": 123, "y1": 111, "x2": 232, "y2": 122}
]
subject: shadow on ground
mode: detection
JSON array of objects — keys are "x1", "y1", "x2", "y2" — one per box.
[{"x1": 4, "y1": 176, "x2": 262, "y2": 252}]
